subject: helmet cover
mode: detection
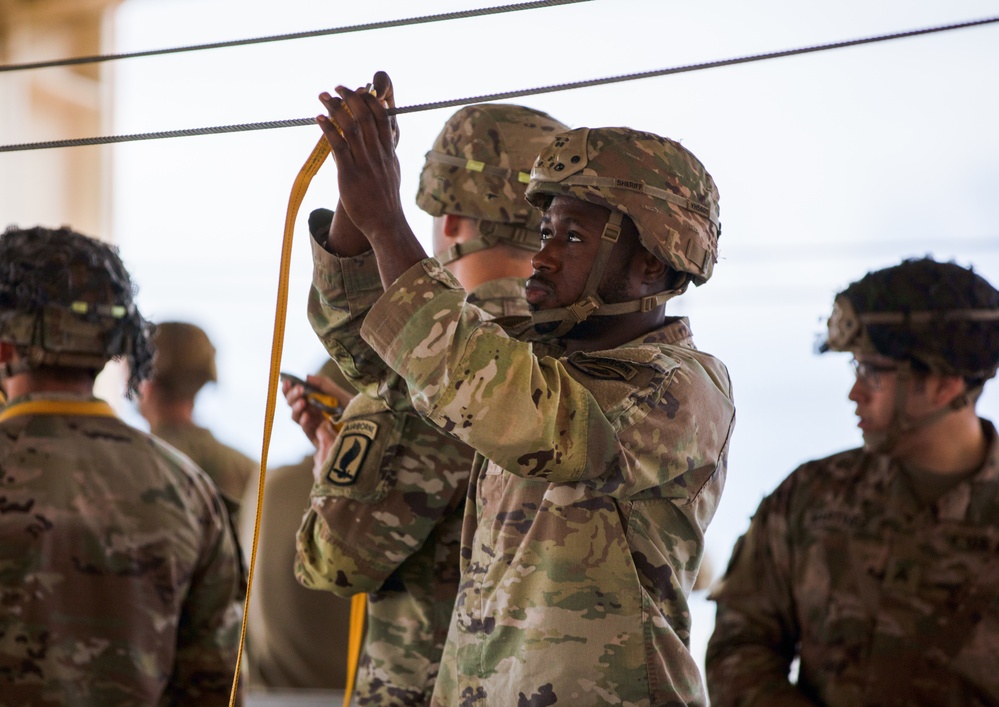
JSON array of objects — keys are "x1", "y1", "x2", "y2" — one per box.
[
  {"x1": 416, "y1": 103, "x2": 569, "y2": 240},
  {"x1": 0, "y1": 225, "x2": 153, "y2": 397},
  {"x1": 821, "y1": 257, "x2": 999, "y2": 380},
  {"x1": 525, "y1": 127, "x2": 721, "y2": 284},
  {"x1": 150, "y1": 321, "x2": 217, "y2": 397}
]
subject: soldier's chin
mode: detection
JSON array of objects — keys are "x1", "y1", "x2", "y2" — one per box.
[{"x1": 861, "y1": 430, "x2": 892, "y2": 455}]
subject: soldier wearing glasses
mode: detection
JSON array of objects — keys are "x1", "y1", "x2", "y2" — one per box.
[{"x1": 706, "y1": 257, "x2": 999, "y2": 706}]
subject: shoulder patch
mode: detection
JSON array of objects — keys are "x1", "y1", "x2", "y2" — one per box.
[
  {"x1": 324, "y1": 419, "x2": 379, "y2": 486},
  {"x1": 567, "y1": 352, "x2": 638, "y2": 381}
]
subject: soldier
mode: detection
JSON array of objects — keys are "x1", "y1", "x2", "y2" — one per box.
[
  {"x1": 0, "y1": 226, "x2": 242, "y2": 704},
  {"x1": 294, "y1": 84, "x2": 570, "y2": 705},
  {"x1": 308, "y1": 77, "x2": 735, "y2": 706},
  {"x1": 706, "y1": 257, "x2": 999, "y2": 706},
  {"x1": 137, "y1": 320, "x2": 257, "y2": 513}
]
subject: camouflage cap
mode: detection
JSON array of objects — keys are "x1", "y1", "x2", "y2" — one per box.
[
  {"x1": 821, "y1": 257, "x2": 999, "y2": 380},
  {"x1": 150, "y1": 322, "x2": 217, "y2": 396},
  {"x1": 526, "y1": 127, "x2": 721, "y2": 284},
  {"x1": 416, "y1": 104, "x2": 569, "y2": 251},
  {"x1": 0, "y1": 225, "x2": 153, "y2": 397}
]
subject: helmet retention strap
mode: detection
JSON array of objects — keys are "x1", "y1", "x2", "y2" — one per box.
[
  {"x1": 879, "y1": 363, "x2": 981, "y2": 453},
  {"x1": 434, "y1": 221, "x2": 535, "y2": 265},
  {"x1": 531, "y1": 211, "x2": 623, "y2": 338}
]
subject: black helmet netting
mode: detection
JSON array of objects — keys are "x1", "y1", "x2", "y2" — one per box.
[
  {"x1": 840, "y1": 257, "x2": 999, "y2": 380},
  {"x1": 0, "y1": 225, "x2": 154, "y2": 397}
]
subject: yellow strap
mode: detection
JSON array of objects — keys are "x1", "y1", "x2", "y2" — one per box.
[
  {"x1": 0, "y1": 398, "x2": 117, "y2": 423},
  {"x1": 343, "y1": 593, "x2": 367, "y2": 705},
  {"x1": 229, "y1": 135, "x2": 336, "y2": 705}
]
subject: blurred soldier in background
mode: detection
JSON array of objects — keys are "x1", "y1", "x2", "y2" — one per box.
[
  {"x1": 293, "y1": 93, "x2": 570, "y2": 704},
  {"x1": 707, "y1": 257, "x2": 999, "y2": 706},
  {"x1": 0, "y1": 225, "x2": 242, "y2": 705},
  {"x1": 239, "y1": 357, "x2": 354, "y2": 691},
  {"x1": 138, "y1": 321, "x2": 256, "y2": 515}
]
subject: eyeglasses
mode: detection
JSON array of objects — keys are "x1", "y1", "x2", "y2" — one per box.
[{"x1": 850, "y1": 359, "x2": 899, "y2": 390}]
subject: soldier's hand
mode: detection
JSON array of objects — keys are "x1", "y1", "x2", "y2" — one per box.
[
  {"x1": 283, "y1": 374, "x2": 352, "y2": 447},
  {"x1": 316, "y1": 80, "x2": 404, "y2": 246},
  {"x1": 370, "y1": 70, "x2": 400, "y2": 148}
]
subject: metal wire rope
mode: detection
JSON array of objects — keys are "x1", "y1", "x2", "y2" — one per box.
[
  {"x1": 0, "y1": 0, "x2": 591, "y2": 73},
  {"x1": 1, "y1": 14, "x2": 996, "y2": 154}
]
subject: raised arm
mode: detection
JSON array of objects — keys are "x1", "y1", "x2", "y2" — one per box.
[
  {"x1": 316, "y1": 78, "x2": 426, "y2": 290},
  {"x1": 318, "y1": 71, "x2": 396, "y2": 258},
  {"x1": 308, "y1": 73, "x2": 422, "y2": 405}
]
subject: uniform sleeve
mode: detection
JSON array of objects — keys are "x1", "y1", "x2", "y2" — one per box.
[
  {"x1": 295, "y1": 393, "x2": 472, "y2": 596},
  {"x1": 361, "y1": 259, "x2": 734, "y2": 493},
  {"x1": 307, "y1": 236, "x2": 412, "y2": 411},
  {"x1": 705, "y1": 479, "x2": 815, "y2": 707},
  {"x1": 169, "y1": 475, "x2": 243, "y2": 705}
]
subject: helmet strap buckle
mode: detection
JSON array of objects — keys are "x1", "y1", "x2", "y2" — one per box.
[
  {"x1": 639, "y1": 295, "x2": 658, "y2": 313},
  {"x1": 601, "y1": 218, "x2": 621, "y2": 245},
  {"x1": 566, "y1": 296, "x2": 603, "y2": 323}
]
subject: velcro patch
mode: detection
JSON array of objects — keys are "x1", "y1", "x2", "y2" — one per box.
[
  {"x1": 567, "y1": 353, "x2": 638, "y2": 381},
  {"x1": 324, "y1": 419, "x2": 379, "y2": 486}
]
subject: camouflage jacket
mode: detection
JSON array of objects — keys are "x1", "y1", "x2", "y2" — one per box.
[
  {"x1": 360, "y1": 259, "x2": 736, "y2": 707},
  {"x1": 298, "y1": 242, "x2": 531, "y2": 705},
  {"x1": 0, "y1": 393, "x2": 243, "y2": 706},
  {"x1": 706, "y1": 420, "x2": 999, "y2": 707},
  {"x1": 151, "y1": 421, "x2": 256, "y2": 511}
]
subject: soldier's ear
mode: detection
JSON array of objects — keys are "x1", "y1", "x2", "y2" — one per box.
[
  {"x1": 929, "y1": 373, "x2": 970, "y2": 409},
  {"x1": 442, "y1": 213, "x2": 464, "y2": 239},
  {"x1": 638, "y1": 249, "x2": 668, "y2": 289}
]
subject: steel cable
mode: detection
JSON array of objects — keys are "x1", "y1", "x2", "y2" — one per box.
[
  {"x1": 1, "y1": 14, "x2": 996, "y2": 154},
  {"x1": 0, "y1": 0, "x2": 591, "y2": 73}
]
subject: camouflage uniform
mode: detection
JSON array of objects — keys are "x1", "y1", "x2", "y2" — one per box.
[
  {"x1": 0, "y1": 226, "x2": 243, "y2": 706},
  {"x1": 297, "y1": 103, "x2": 567, "y2": 705},
  {"x1": 706, "y1": 427, "x2": 999, "y2": 707},
  {"x1": 707, "y1": 257, "x2": 999, "y2": 707},
  {"x1": 151, "y1": 421, "x2": 256, "y2": 504},
  {"x1": 354, "y1": 257, "x2": 735, "y2": 706},
  {"x1": 297, "y1": 246, "x2": 531, "y2": 705},
  {"x1": 0, "y1": 392, "x2": 243, "y2": 706},
  {"x1": 305, "y1": 124, "x2": 732, "y2": 704}
]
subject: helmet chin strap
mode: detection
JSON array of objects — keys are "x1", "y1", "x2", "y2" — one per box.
[
  {"x1": 867, "y1": 362, "x2": 982, "y2": 454},
  {"x1": 530, "y1": 211, "x2": 687, "y2": 339},
  {"x1": 434, "y1": 220, "x2": 537, "y2": 265}
]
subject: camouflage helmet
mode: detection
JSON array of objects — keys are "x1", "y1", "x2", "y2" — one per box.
[
  {"x1": 525, "y1": 127, "x2": 721, "y2": 284},
  {"x1": 821, "y1": 257, "x2": 999, "y2": 381},
  {"x1": 0, "y1": 225, "x2": 153, "y2": 397},
  {"x1": 416, "y1": 103, "x2": 569, "y2": 262},
  {"x1": 149, "y1": 321, "x2": 217, "y2": 398}
]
